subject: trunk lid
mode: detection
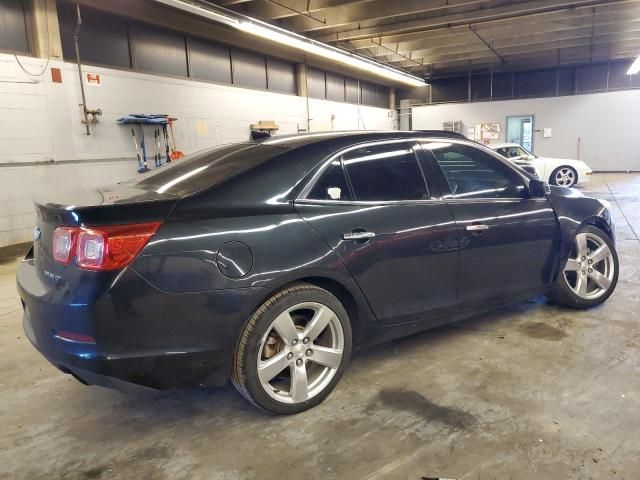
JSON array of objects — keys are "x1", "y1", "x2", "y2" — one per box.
[{"x1": 32, "y1": 184, "x2": 179, "y2": 288}]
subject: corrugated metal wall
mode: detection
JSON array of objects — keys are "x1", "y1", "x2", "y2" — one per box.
[
  {"x1": 231, "y1": 49, "x2": 267, "y2": 90},
  {"x1": 267, "y1": 57, "x2": 296, "y2": 94},
  {"x1": 0, "y1": 0, "x2": 29, "y2": 54},
  {"x1": 53, "y1": 1, "x2": 391, "y2": 108},
  {"x1": 429, "y1": 62, "x2": 640, "y2": 104},
  {"x1": 130, "y1": 23, "x2": 188, "y2": 78},
  {"x1": 188, "y1": 38, "x2": 232, "y2": 84}
]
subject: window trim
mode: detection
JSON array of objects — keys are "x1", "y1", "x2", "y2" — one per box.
[
  {"x1": 419, "y1": 137, "x2": 533, "y2": 202},
  {"x1": 295, "y1": 198, "x2": 445, "y2": 207},
  {"x1": 299, "y1": 137, "x2": 533, "y2": 205},
  {"x1": 305, "y1": 158, "x2": 354, "y2": 202},
  {"x1": 298, "y1": 139, "x2": 433, "y2": 205}
]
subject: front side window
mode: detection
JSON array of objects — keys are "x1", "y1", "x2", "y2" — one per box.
[
  {"x1": 342, "y1": 143, "x2": 428, "y2": 201},
  {"x1": 426, "y1": 143, "x2": 527, "y2": 200},
  {"x1": 496, "y1": 147, "x2": 509, "y2": 157},
  {"x1": 497, "y1": 146, "x2": 534, "y2": 159},
  {"x1": 497, "y1": 146, "x2": 518, "y2": 158},
  {"x1": 516, "y1": 146, "x2": 534, "y2": 158}
]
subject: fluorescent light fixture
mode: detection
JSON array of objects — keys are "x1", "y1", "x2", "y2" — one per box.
[
  {"x1": 152, "y1": 0, "x2": 239, "y2": 27},
  {"x1": 237, "y1": 21, "x2": 426, "y2": 87},
  {"x1": 152, "y1": 0, "x2": 426, "y2": 87},
  {"x1": 628, "y1": 55, "x2": 640, "y2": 75}
]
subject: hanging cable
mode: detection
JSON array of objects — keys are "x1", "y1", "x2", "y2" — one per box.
[{"x1": 13, "y1": 55, "x2": 49, "y2": 77}]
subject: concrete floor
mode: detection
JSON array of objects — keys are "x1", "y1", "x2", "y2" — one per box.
[{"x1": 1, "y1": 173, "x2": 639, "y2": 480}]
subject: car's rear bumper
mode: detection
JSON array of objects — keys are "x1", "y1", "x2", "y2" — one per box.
[
  {"x1": 17, "y1": 259, "x2": 263, "y2": 391},
  {"x1": 21, "y1": 305, "x2": 227, "y2": 391},
  {"x1": 577, "y1": 169, "x2": 593, "y2": 184}
]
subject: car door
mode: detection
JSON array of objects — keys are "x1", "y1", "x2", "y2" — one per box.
[
  {"x1": 295, "y1": 140, "x2": 458, "y2": 325},
  {"x1": 420, "y1": 140, "x2": 559, "y2": 305}
]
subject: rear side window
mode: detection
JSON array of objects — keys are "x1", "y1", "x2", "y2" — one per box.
[
  {"x1": 130, "y1": 143, "x2": 286, "y2": 196},
  {"x1": 342, "y1": 143, "x2": 428, "y2": 201},
  {"x1": 426, "y1": 143, "x2": 527, "y2": 200},
  {"x1": 497, "y1": 146, "x2": 520, "y2": 158},
  {"x1": 308, "y1": 160, "x2": 352, "y2": 201}
]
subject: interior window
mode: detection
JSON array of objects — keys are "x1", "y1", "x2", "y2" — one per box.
[
  {"x1": 516, "y1": 146, "x2": 533, "y2": 158},
  {"x1": 497, "y1": 147, "x2": 520, "y2": 158},
  {"x1": 342, "y1": 144, "x2": 428, "y2": 201},
  {"x1": 307, "y1": 160, "x2": 353, "y2": 201},
  {"x1": 428, "y1": 143, "x2": 527, "y2": 200}
]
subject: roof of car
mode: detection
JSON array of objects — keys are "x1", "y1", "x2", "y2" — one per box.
[
  {"x1": 159, "y1": 129, "x2": 472, "y2": 204},
  {"x1": 257, "y1": 130, "x2": 467, "y2": 149},
  {"x1": 488, "y1": 142, "x2": 521, "y2": 149}
]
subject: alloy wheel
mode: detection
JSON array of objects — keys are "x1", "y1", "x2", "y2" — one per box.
[
  {"x1": 555, "y1": 168, "x2": 576, "y2": 187},
  {"x1": 563, "y1": 232, "x2": 615, "y2": 299},
  {"x1": 257, "y1": 302, "x2": 344, "y2": 404}
]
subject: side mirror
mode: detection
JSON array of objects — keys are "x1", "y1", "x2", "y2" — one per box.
[{"x1": 529, "y1": 179, "x2": 550, "y2": 198}]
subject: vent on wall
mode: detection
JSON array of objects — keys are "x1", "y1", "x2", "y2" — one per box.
[{"x1": 443, "y1": 121, "x2": 463, "y2": 133}]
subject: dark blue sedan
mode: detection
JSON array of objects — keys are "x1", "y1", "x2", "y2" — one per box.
[{"x1": 17, "y1": 131, "x2": 618, "y2": 414}]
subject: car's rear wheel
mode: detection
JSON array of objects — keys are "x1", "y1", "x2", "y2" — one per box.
[
  {"x1": 550, "y1": 166, "x2": 577, "y2": 187},
  {"x1": 547, "y1": 225, "x2": 618, "y2": 309},
  {"x1": 232, "y1": 283, "x2": 352, "y2": 414}
]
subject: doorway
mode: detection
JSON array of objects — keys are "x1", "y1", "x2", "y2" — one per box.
[{"x1": 506, "y1": 115, "x2": 534, "y2": 152}]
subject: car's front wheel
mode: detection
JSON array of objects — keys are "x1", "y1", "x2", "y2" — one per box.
[
  {"x1": 550, "y1": 166, "x2": 578, "y2": 187},
  {"x1": 548, "y1": 225, "x2": 618, "y2": 309},
  {"x1": 232, "y1": 283, "x2": 352, "y2": 414}
]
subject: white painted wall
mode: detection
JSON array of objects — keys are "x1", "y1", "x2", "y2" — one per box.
[
  {"x1": 0, "y1": 54, "x2": 393, "y2": 247},
  {"x1": 412, "y1": 90, "x2": 640, "y2": 173}
]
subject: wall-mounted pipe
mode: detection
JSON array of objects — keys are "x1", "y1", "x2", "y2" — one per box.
[
  {"x1": 73, "y1": 1, "x2": 91, "y2": 136},
  {"x1": 577, "y1": 137, "x2": 581, "y2": 160}
]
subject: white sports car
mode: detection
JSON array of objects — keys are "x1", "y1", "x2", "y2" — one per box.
[{"x1": 490, "y1": 143, "x2": 592, "y2": 188}]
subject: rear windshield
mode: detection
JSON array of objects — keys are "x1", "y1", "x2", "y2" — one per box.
[{"x1": 129, "y1": 143, "x2": 287, "y2": 196}]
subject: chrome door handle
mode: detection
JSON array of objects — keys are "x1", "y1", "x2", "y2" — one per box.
[
  {"x1": 465, "y1": 224, "x2": 490, "y2": 232},
  {"x1": 342, "y1": 231, "x2": 376, "y2": 240}
]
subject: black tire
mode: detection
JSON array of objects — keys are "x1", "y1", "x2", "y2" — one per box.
[
  {"x1": 549, "y1": 166, "x2": 578, "y2": 187},
  {"x1": 231, "y1": 283, "x2": 352, "y2": 414},
  {"x1": 547, "y1": 225, "x2": 618, "y2": 309}
]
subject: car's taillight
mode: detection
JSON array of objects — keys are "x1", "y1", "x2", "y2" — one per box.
[
  {"x1": 53, "y1": 222, "x2": 161, "y2": 271},
  {"x1": 76, "y1": 229, "x2": 106, "y2": 270},
  {"x1": 52, "y1": 227, "x2": 76, "y2": 264}
]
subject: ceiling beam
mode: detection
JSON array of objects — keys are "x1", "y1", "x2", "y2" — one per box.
[
  {"x1": 212, "y1": 0, "x2": 252, "y2": 5},
  {"x1": 469, "y1": 25, "x2": 512, "y2": 68},
  {"x1": 392, "y1": 37, "x2": 640, "y2": 71},
  {"x1": 424, "y1": 48, "x2": 638, "y2": 74},
  {"x1": 204, "y1": 0, "x2": 639, "y2": 77},
  {"x1": 382, "y1": 22, "x2": 640, "y2": 62},
  {"x1": 279, "y1": 0, "x2": 487, "y2": 33},
  {"x1": 219, "y1": 0, "x2": 374, "y2": 21},
  {"x1": 314, "y1": 0, "x2": 633, "y2": 42},
  {"x1": 345, "y1": 3, "x2": 640, "y2": 52}
]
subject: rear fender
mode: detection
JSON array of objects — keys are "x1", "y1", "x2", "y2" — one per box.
[
  {"x1": 233, "y1": 273, "x2": 372, "y2": 350},
  {"x1": 132, "y1": 211, "x2": 370, "y2": 305}
]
